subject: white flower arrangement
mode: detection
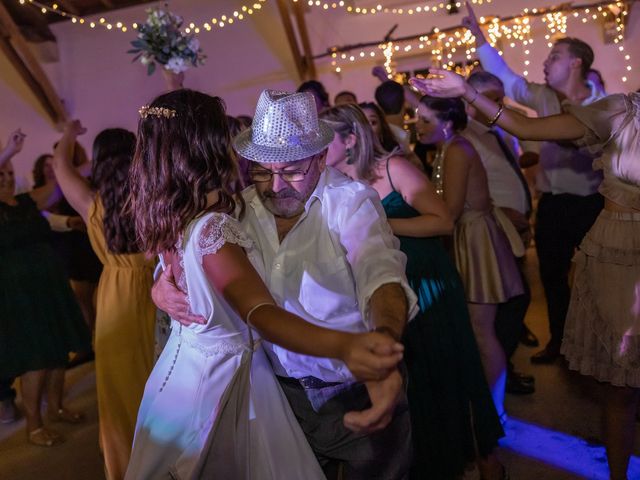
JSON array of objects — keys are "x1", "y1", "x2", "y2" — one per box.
[{"x1": 128, "y1": 8, "x2": 205, "y2": 75}]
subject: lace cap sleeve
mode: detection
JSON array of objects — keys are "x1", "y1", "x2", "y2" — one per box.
[{"x1": 196, "y1": 213, "x2": 252, "y2": 264}]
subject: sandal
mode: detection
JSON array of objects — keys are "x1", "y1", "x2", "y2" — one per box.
[
  {"x1": 48, "y1": 408, "x2": 85, "y2": 424},
  {"x1": 28, "y1": 427, "x2": 64, "y2": 447}
]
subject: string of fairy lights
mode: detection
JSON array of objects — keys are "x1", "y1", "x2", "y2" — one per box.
[
  {"x1": 15, "y1": 0, "x2": 267, "y2": 33},
  {"x1": 325, "y1": 0, "x2": 634, "y2": 84},
  {"x1": 293, "y1": 0, "x2": 491, "y2": 16},
  {"x1": 13, "y1": 0, "x2": 636, "y2": 83}
]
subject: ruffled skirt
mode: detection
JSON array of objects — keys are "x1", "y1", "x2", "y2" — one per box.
[
  {"x1": 453, "y1": 208, "x2": 524, "y2": 304},
  {"x1": 561, "y1": 210, "x2": 640, "y2": 387}
]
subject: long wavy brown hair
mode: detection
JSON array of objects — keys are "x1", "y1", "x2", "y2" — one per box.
[
  {"x1": 91, "y1": 128, "x2": 139, "y2": 254},
  {"x1": 128, "y1": 89, "x2": 241, "y2": 254}
]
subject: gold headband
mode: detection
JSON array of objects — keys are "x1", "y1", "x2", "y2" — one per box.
[{"x1": 138, "y1": 105, "x2": 177, "y2": 119}]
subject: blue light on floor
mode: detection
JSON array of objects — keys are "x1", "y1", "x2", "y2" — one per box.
[{"x1": 500, "y1": 417, "x2": 640, "y2": 479}]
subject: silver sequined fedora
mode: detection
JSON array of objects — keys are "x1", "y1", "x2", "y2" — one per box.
[{"x1": 233, "y1": 90, "x2": 334, "y2": 163}]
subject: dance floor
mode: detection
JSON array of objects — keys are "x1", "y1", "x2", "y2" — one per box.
[{"x1": 1, "y1": 247, "x2": 639, "y2": 480}]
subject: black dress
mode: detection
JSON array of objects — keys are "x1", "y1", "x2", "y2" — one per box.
[
  {"x1": 49, "y1": 197, "x2": 102, "y2": 282},
  {"x1": 382, "y1": 188, "x2": 504, "y2": 479},
  {"x1": 0, "y1": 194, "x2": 91, "y2": 378}
]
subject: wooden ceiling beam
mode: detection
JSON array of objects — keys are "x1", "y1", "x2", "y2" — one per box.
[
  {"x1": 275, "y1": 0, "x2": 306, "y2": 82},
  {"x1": 56, "y1": 0, "x2": 80, "y2": 16},
  {"x1": 0, "y1": 1, "x2": 68, "y2": 125},
  {"x1": 98, "y1": 0, "x2": 115, "y2": 9},
  {"x1": 292, "y1": 1, "x2": 316, "y2": 80}
]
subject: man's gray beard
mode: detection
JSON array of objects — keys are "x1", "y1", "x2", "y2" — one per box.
[{"x1": 262, "y1": 196, "x2": 306, "y2": 219}]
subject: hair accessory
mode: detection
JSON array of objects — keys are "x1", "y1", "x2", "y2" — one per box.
[
  {"x1": 232, "y1": 90, "x2": 334, "y2": 163},
  {"x1": 139, "y1": 105, "x2": 177, "y2": 119},
  {"x1": 488, "y1": 104, "x2": 505, "y2": 127}
]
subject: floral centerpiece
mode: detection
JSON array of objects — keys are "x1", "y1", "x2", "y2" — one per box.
[{"x1": 128, "y1": 8, "x2": 205, "y2": 76}]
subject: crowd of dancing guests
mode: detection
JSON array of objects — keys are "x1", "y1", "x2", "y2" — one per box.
[{"x1": 1, "y1": 4, "x2": 640, "y2": 479}]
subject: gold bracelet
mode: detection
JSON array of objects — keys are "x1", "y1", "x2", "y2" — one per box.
[
  {"x1": 245, "y1": 302, "x2": 275, "y2": 327},
  {"x1": 488, "y1": 104, "x2": 505, "y2": 127}
]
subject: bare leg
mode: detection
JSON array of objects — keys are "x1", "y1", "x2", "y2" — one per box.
[
  {"x1": 46, "y1": 368, "x2": 84, "y2": 423},
  {"x1": 20, "y1": 369, "x2": 47, "y2": 433},
  {"x1": 467, "y1": 302, "x2": 506, "y2": 417},
  {"x1": 70, "y1": 279, "x2": 97, "y2": 332},
  {"x1": 603, "y1": 384, "x2": 640, "y2": 480}
]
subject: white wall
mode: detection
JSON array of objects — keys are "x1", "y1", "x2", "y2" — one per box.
[{"x1": 2, "y1": 0, "x2": 638, "y2": 180}]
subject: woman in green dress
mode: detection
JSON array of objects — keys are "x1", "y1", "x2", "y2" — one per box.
[
  {"x1": 0, "y1": 130, "x2": 90, "y2": 447},
  {"x1": 321, "y1": 105, "x2": 505, "y2": 480}
]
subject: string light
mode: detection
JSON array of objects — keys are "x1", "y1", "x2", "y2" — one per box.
[
  {"x1": 297, "y1": 0, "x2": 491, "y2": 16},
  {"x1": 329, "y1": 0, "x2": 636, "y2": 85},
  {"x1": 383, "y1": 42, "x2": 394, "y2": 75},
  {"x1": 16, "y1": 0, "x2": 267, "y2": 34}
]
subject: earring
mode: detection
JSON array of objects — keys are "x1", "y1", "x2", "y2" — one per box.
[
  {"x1": 345, "y1": 147, "x2": 355, "y2": 165},
  {"x1": 442, "y1": 126, "x2": 450, "y2": 139}
]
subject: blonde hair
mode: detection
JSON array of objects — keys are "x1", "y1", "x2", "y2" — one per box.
[{"x1": 320, "y1": 104, "x2": 390, "y2": 183}]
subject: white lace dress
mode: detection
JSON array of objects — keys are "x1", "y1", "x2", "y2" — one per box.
[{"x1": 125, "y1": 212, "x2": 325, "y2": 480}]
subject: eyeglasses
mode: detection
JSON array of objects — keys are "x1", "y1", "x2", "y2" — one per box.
[{"x1": 248, "y1": 158, "x2": 316, "y2": 183}]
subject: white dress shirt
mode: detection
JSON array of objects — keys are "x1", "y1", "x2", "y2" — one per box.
[
  {"x1": 240, "y1": 167, "x2": 418, "y2": 383},
  {"x1": 463, "y1": 118, "x2": 530, "y2": 215},
  {"x1": 477, "y1": 43, "x2": 606, "y2": 196}
]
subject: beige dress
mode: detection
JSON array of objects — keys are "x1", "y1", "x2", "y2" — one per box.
[
  {"x1": 433, "y1": 139, "x2": 524, "y2": 304},
  {"x1": 561, "y1": 93, "x2": 640, "y2": 387}
]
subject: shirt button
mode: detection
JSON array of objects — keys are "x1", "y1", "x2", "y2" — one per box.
[{"x1": 275, "y1": 263, "x2": 281, "y2": 269}]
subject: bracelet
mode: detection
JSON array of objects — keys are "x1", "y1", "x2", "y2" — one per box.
[
  {"x1": 245, "y1": 302, "x2": 275, "y2": 327},
  {"x1": 488, "y1": 104, "x2": 505, "y2": 127},
  {"x1": 466, "y1": 88, "x2": 479, "y2": 105},
  {"x1": 373, "y1": 326, "x2": 402, "y2": 343}
]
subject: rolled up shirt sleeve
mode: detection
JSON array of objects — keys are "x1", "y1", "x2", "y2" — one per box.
[{"x1": 334, "y1": 185, "x2": 419, "y2": 329}]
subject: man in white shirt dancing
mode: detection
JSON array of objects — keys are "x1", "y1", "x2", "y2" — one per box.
[{"x1": 154, "y1": 90, "x2": 417, "y2": 479}]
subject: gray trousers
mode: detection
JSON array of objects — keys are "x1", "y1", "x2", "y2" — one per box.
[{"x1": 277, "y1": 377, "x2": 412, "y2": 480}]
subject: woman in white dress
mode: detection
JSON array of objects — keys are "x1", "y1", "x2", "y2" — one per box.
[
  {"x1": 411, "y1": 70, "x2": 640, "y2": 480},
  {"x1": 123, "y1": 89, "x2": 404, "y2": 480}
]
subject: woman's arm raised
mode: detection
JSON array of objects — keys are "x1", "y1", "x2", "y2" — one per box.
[
  {"x1": 410, "y1": 71, "x2": 586, "y2": 141},
  {"x1": 51, "y1": 120, "x2": 94, "y2": 222}
]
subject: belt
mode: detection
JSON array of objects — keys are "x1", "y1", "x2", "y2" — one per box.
[{"x1": 278, "y1": 375, "x2": 343, "y2": 390}]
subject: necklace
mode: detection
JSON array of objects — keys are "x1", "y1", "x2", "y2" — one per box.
[{"x1": 432, "y1": 136, "x2": 455, "y2": 197}]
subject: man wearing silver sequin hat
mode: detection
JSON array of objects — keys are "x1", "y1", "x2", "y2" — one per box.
[{"x1": 155, "y1": 89, "x2": 416, "y2": 479}]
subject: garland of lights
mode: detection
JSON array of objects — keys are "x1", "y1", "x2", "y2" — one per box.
[
  {"x1": 16, "y1": 0, "x2": 267, "y2": 34},
  {"x1": 293, "y1": 0, "x2": 491, "y2": 16},
  {"x1": 325, "y1": 0, "x2": 635, "y2": 84}
]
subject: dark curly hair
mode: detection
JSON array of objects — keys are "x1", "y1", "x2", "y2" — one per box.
[
  {"x1": 418, "y1": 96, "x2": 468, "y2": 132},
  {"x1": 90, "y1": 128, "x2": 139, "y2": 254},
  {"x1": 128, "y1": 89, "x2": 242, "y2": 254}
]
